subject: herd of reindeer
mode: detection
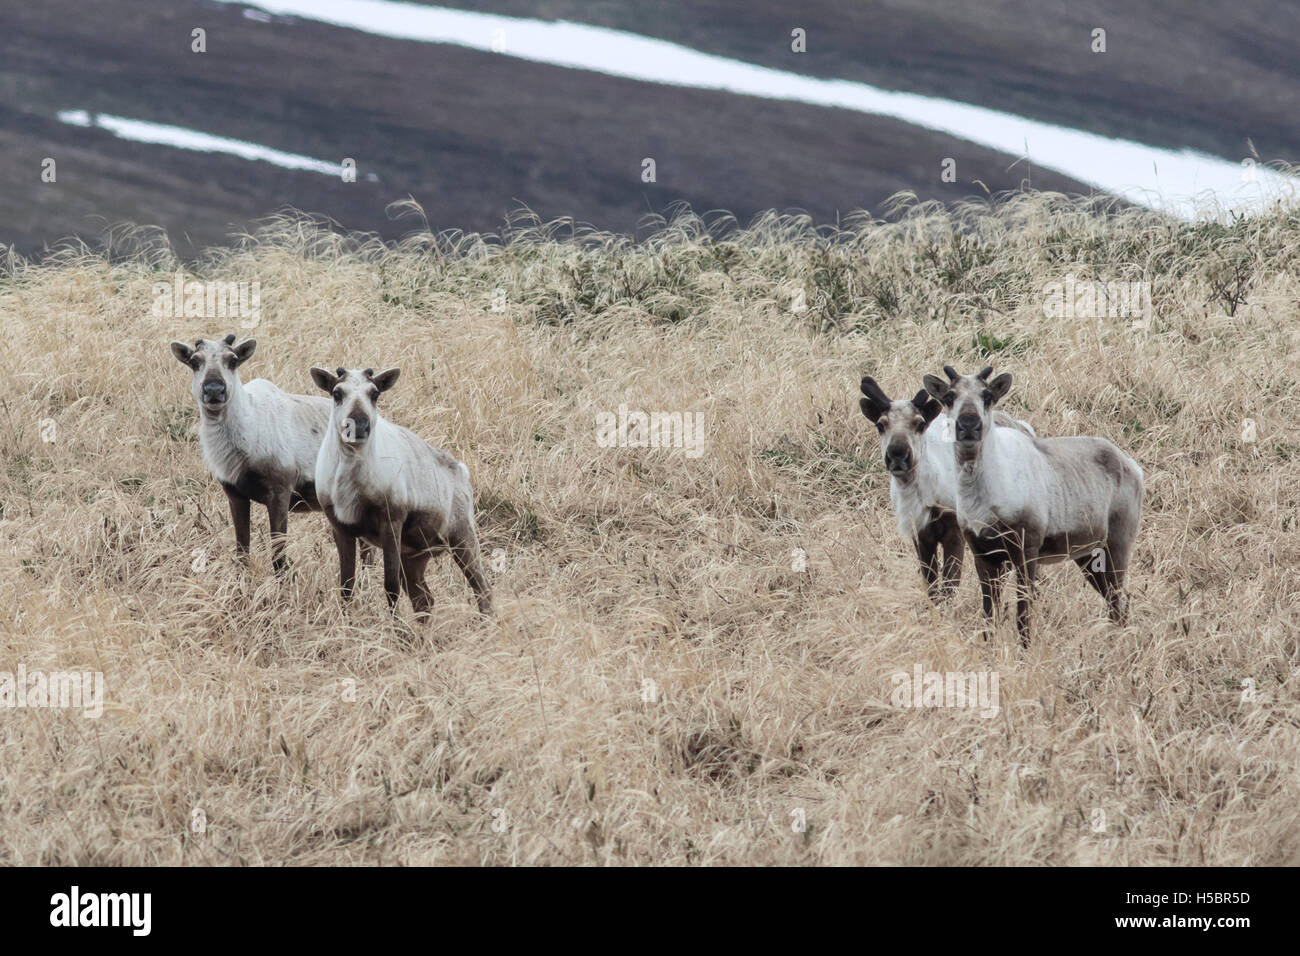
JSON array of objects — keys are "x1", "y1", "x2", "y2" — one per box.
[{"x1": 169, "y1": 333, "x2": 1143, "y2": 646}]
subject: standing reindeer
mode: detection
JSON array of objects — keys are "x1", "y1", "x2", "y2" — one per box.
[
  {"x1": 170, "y1": 335, "x2": 332, "y2": 573},
  {"x1": 860, "y1": 375, "x2": 1036, "y2": 599},
  {"x1": 310, "y1": 366, "x2": 492, "y2": 618},
  {"x1": 923, "y1": 365, "x2": 1143, "y2": 643}
]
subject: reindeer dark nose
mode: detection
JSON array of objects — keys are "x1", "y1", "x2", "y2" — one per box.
[
  {"x1": 346, "y1": 415, "x2": 371, "y2": 440},
  {"x1": 885, "y1": 442, "x2": 912, "y2": 473},
  {"x1": 201, "y1": 380, "x2": 227, "y2": 404},
  {"x1": 955, "y1": 413, "x2": 982, "y2": 442}
]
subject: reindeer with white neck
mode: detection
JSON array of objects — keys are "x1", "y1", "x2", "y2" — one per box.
[
  {"x1": 170, "y1": 334, "x2": 331, "y2": 573},
  {"x1": 923, "y1": 365, "x2": 1143, "y2": 643},
  {"x1": 310, "y1": 365, "x2": 492, "y2": 618},
  {"x1": 860, "y1": 375, "x2": 1036, "y2": 600}
]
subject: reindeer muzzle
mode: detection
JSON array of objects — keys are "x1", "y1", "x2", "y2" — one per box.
[
  {"x1": 342, "y1": 415, "x2": 371, "y2": 442},
  {"x1": 201, "y1": 381, "x2": 227, "y2": 406},
  {"x1": 885, "y1": 444, "x2": 913, "y2": 476},
  {"x1": 955, "y1": 414, "x2": 982, "y2": 443}
]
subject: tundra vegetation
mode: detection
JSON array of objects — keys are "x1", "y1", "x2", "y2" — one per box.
[{"x1": 0, "y1": 193, "x2": 1297, "y2": 864}]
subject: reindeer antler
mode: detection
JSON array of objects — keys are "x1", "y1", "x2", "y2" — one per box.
[{"x1": 860, "y1": 376, "x2": 891, "y2": 405}]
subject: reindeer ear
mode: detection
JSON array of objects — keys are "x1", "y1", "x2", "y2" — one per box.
[
  {"x1": 912, "y1": 389, "x2": 942, "y2": 424},
  {"x1": 370, "y1": 367, "x2": 401, "y2": 393},
  {"x1": 923, "y1": 373, "x2": 950, "y2": 401},
  {"x1": 231, "y1": 339, "x2": 256, "y2": 365},
  {"x1": 987, "y1": 372, "x2": 1012, "y2": 402},
  {"x1": 169, "y1": 341, "x2": 195, "y2": 365},
  {"x1": 859, "y1": 376, "x2": 890, "y2": 422},
  {"x1": 310, "y1": 367, "x2": 339, "y2": 393}
]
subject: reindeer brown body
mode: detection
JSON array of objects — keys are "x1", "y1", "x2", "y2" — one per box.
[{"x1": 311, "y1": 366, "x2": 492, "y2": 618}]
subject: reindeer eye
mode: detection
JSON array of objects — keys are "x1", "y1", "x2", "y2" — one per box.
[
  {"x1": 332, "y1": 389, "x2": 343, "y2": 404},
  {"x1": 189, "y1": 357, "x2": 201, "y2": 370},
  {"x1": 982, "y1": 389, "x2": 993, "y2": 403},
  {"x1": 369, "y1": 388, "x2": 380, "y2": 402},
  {"x1": 226, "y1": 357, "x2": 237, "y2": 370},
  {"x1": 875, "y1": 421, "x2": 886, "y2": 434},
  {"x1": 942, "y1": 392, "x2": 955, "y2": 407}
]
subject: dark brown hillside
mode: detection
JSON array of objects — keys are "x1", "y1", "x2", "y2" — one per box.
[
  {"x1": 427, "y1": 0, "x2": 1300, "y2": 165},
  {"x1": 0, "y1": 0, "x2": 1093, "y2": 257}
]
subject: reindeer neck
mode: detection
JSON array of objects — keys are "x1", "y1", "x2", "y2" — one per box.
[
  {"x1": 954, "y1": 438, "x2": 990, "y2": 495},
  {"x1": 195, "y1": 378, "x2": 257, "y2": 482},
  {"x1": 198, "y1": 377, "x2": 255, "y2": 452},
  {"x1": 328, "y1": 411, "x2": 389, "y2": 470},
  {"x1": 889, "y1": 470, "x2": 922, "y2": 499}
]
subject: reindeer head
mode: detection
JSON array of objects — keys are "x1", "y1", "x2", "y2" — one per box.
[
  {"x1": 859, "y1": 376, "x2": 942, "y2": 484},
  {"x1": 922, "y1": 365, "x2": 1012, "y2": 461},
  {"x1": 170, "y1": 334, "x2": 256, "y2": 419},
  {"x1": 310, "y1": 366, "x2": 400, "y2": 445}
]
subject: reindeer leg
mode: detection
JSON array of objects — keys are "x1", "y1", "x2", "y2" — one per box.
[
  {"x1": 1076, "y1": 545, "x2": 1126, "y2": 624},
  {"x1": 966, "y1": 530, "x2": 1004, "y2": 624},
  {"x1": 267, "y1": 486, "x2": 292, "y2": 574},
  {"x1": 938, "y1": 513, "x2": 964, "y2": 597},
  {"x1": 979, "y1": 556, "x2": 1005, "y2": 623},
  {"x1": 331, "y1": 525, "x2": 358, "y2": 601},
  {"x1": 1075, "y1": 554, "x2": 1109, "y2": 596},
  {"x1": 377, "y1": 518, "x2": 404, "y2": 613},
  {"x1": 223, "y1": 486, "x2": 252, "y2": 566},
  {"x1": 1013, "y1": 537, "x2": 1039, "y2": 647},
  {"x1": 1104, "y1": 505, "x2": 1139, "y2": 625},
  {"x1": 401, "y1": 553, "x2": 434, "y2": 621},
  {"x1": 1105, "y1": 573, "x2": 1128, "y2": 625},
  {"x1": 449, "y1": 518, "x2": 493, "y2": 616},
  {"x1": 914, "y1": 524, "x2": 942, "y2": 601},
  {"x1": 1103, "y1": 541, "x2": 1131, "y2": 625}
]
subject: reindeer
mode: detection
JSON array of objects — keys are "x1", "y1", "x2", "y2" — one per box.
[
  {"x1": 860, "y1": 375, "x2": 1036, "y2": 600},
  {"x1": 923, "y1": 365, "x2": 1143, "y2": 643},
  {"x1": 310, "y1": 366, "x2": 492, "y2": 618},
  {"x1": 170, "y1": 335, "x2": 333, "y2": 573}
]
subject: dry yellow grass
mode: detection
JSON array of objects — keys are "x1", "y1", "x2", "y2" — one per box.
[{"x1": 1, "y1": 195, "x2": 1298, "y2": 865}]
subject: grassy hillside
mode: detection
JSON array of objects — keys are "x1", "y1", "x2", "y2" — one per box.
[{"x1": 1, "y1": 193, "x2": 1298, "y2": 865}]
